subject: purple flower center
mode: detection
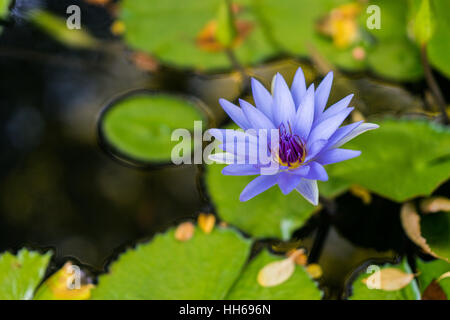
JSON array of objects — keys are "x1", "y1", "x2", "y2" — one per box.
[{"x1": 278, "y1": 124, "x2": 305, "y2": 168}]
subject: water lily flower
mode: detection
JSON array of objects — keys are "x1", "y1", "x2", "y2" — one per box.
[{"x1": 208, "y1": 68, "x2": 378, "y2": 205}]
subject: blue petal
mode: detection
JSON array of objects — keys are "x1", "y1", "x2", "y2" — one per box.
[
  {"x1": 307, "y1": 107, "x2": 354, "y2": 146},
  {"x1": 277, "y1": 172, "x2": 302, "y2": 195},
  {"x1": 240, "y1": 174, "x2": 278, "y2": 201},
  {"x1": 316, "y1": 93, "x2": 353, "y2": 124},
  {"x1": 240, "y1": 99, "x2": 275, "y2": 130},
  {"x1": 295, "y1": 179, "x2": 319, "y2": 205},
  {"x1": 272, "y1": 73, "x2": 296, "y2": 127},
  {"x1": 305, "y1": 139, "x2": 327, "y2": 162},
  {"x1": 251, "y1": 78, "x2": 273, "y2": 120},
  {"x1": 321, "y1": 121, "x2": 363, "y2": 150},
  {"x1": 291, "y1": 67, "x2": 307, "y2": 108},
  {"x1": 222, "y1": 164, "x2": 261, "y2": 176},
  {"x1": 290, "y1": 165, "x2": 310, "y2": 176},
  {"x1": 219, "y1": 98, "x2": 251, "y2": 130},
  {"x1": 304, "y1": 161, "x2": 328, "y2": 181},
  {"x1": 333, "y1": 122, "x2": 379, "y2": 148},
  {"x1": 208, "y1": 128, "x2": 257, "y2": 145},
  {"x1": 293, "y1": 84, "x2": 315, "y2": 140},
  {"x1": 314, "y1": 71, "x2": 333, "y2": 117},
  {"x1": 316, "y1": 148, "x2": 361, "y2": 165}
]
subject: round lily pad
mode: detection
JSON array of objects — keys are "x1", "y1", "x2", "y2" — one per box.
[{"x1": 99, "y1": 91, "x2": 208, "y2": 166}]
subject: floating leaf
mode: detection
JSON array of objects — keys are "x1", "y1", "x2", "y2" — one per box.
[
  {"x1": 420, "y1": 197, "x2": 450, "y2": 214},
  {"x1": 416, "y1": 258, "x2": 450, "y2": 298},
  {"x1": 34, "y1": 262, "x2": 94, "y2": 300},
  {"x1": 349, "y1": 260, "x2": 420, "y2": 300},
  {"x1": 422, "y1": 280, "x2": 446, "y2": 300},
  {"x1": 92, "y1": 226, "x2": 251, "y2": 299},
  {"x1": 329, "y1": 119, "x2": 450, "y2": 202},
  {"x1": 362, "y1": 268, "x2": 414, "y2": 291},
  {"x1": 29, "y1": 10, "x2": 98, "y2": 49},
  {"x1": 119, "y1": 0, "x2": 276, "y2": 70},
  {"x1": 257, "y1": 256, "x2": 295, "y2": 288},
  {"x1": 0, "y1": 249, "x2": 51, "y2": 300},
  {"x1": 99, "y1": 92, "x2": 207, "y2": 164},
  {"x1": 427, "y1": 0, "x2": 450, "y2": 77},
  {"x1": 174, "y1": 222, "x2": 195, "y2": 242},
  {"x1": 349, "y1": 185, "x2": 372, "y2": 204},
  {"x1": 226, "y1": 250, "x2": 322, "y2": 299},
  {"x1": 198, "y1": 213, "x2": 216, "y2": 234},
  {"x1": 206, "y1": 163, "x2": 317, "y2": 239}
]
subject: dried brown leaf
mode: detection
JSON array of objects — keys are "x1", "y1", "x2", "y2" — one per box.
[
  {"x1": 362, "y1": 268, "x2": 414, "y2": 291},
  {"x1": 306, "y1": 264, "x2": 323, "y2": 279},
  {"x1": 400, "y1": 202, "x2": 437, "y2": 258},
  {"x1": 257, "y1": 257, "x2": 295, "y2": 287},
  {"x1": 174, "y1": 222, "x2": 195, "y2": 242},
  {"x1": 422, "y1": 280, "x2": 447, "y2": 300},
  {"x1": 420, "y1": 197, "x2": 450, "y2": 214}
]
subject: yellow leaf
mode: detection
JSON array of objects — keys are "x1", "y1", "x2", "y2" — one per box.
[
  {"x1": 350, "y1": 185, "x2": 372, "y2": 204},
  {"x1": 34, "y1": 262, "x2": 94, "y2": 300},
  {"x1": 420, "y1": 197, "x2": 450, "y2": 214},
  {"x1": 198, "y1": 213, "x2": 215, "y2": 234},
  {"x1": 257, "y1": 257, "x2": 295, "y2": 287},
  {"x1": 174, "y1": 222, "x2": 195, "y2": 241},
  {"x1": 362, "y1": 268, "x2": 414, "y2": 291},
  {"x1": 306, "y1": 264, "x2": 323, "y2": 279}
]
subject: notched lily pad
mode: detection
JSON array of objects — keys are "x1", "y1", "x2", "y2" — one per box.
[{"x1": 0, "y1": 249, "x2": 52, "y2": 300}]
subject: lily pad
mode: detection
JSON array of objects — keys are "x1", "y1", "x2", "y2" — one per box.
[
  {"x1": 330, "y1": 119, "x2": 450, "y2": 202},
  {"x1": 91, "y1": 226, "x2": 251, "y2": 299},
  {"x1": 349, "y1": 260, "x2": 420, "y2": 300},
  {"x1": 119, "y1": 0, "x2": 277, "y2": 71},
  {"x1": 0, "y1": 249, "x2": 52, "y2": 300},
  {"x1": 99, "y1": 92, "x2": 207, "y2": 164},
  {"x1": 427, "y1": 0, "x2": 450, "y2": 78},
  {"x1": 206, "y1": 163, "x2": 317, "y2": 239},
  {"x1": 226, "y1": 250, "x2": 322, "y2": 299},
  {"x1": 421, "y1": 211, "x2": 450, "y2": 262},
  {"x1": 416, "y1": 258, "x2": 450, "y2": 297},
  {"x1": 367, "y1": 40, "x2": 423, "y2": 81}
]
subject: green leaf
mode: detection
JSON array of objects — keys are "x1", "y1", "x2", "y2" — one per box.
[
  {"x1": 91, "y1": 226, "x2": 252, "y2": 299},
  {"x1": 329, "y1": 119, "x2": 450, "y2": 202},
  {"x1": 120, "y1": 0, "x2": 277, "y2": 70},
  {"x1": 413, "y1": 0, "x2": 435, "y2": 45},
  {"x1": 100, "y1": 93, "x2": 207, "y2": 163},
  {"x1": 216, "y1": 0, "x2": 237, "y2": 47},
  {"x1": 349, "y1": 260, "x2": 420, "y2": 300},
  {"x1": 29, "y1": 10, "x2": 98, "y2": 49},
  {"x1": 416, "y1": 258, "x2": 450, "y2": 296},
  {"x1": 367, "y1": 40, "x2": 423, "y2": 81},
  {"x1": 206, "y1": 163, "x2": 317, "y2": 239},
  {"x1": 427, "y1": 0, "x2": 450, "y2": 77},
  {"x1": 0, "y1": 0, "x2": 9, "y2": 18},
  {"x1": 226, "y1": 250, "x2": 322, "y2": 299},
  {"x1": 421, "y1": 211, "x2": 450, "y2": 262},
  {"x1": 0, "y1": 249, "x2": 52, "y2": 300}
]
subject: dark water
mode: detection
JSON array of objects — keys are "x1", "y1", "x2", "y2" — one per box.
[{"x1": 1, "y1": 0, "x2": 447, "y2": 299}]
